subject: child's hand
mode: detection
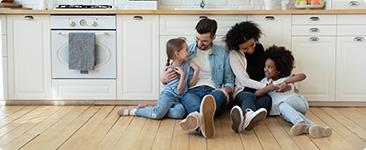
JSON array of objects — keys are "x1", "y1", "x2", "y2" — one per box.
[
  {"x1": 174, "y1": 67, "x2": 185, "y2": 76},
  {"x1": 276, "y1": 82, "x2": 291, "y2": 92},
  {"x1": 266, "y1": 84, "x2": 276, "y2": 91}
]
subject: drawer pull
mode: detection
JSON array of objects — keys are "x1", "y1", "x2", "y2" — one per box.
[
  {"x1": 309, "y1": 37, "x2": 319, "y2": 41},
  {"x1": 349, "y1": 1, "x2": 360, "y2": 6},
  {"x1": 309, "y1": 16, "x2": 320, "y2": 21},
  {"x1": 309, "y1": 27, "x2": 320, "y2": 32},
  {"x1": 133, "y1": 16, "x2": 143, "y2": 20},
  {"x1": 354, "y1": 37, "x2": 364, "y2": 42},
  {"x1": 265, "y1": 16, "x2": 275, "y2": 20},
  {"x1": 199, "y1": 16, "x2": 208, "y2": 19},
  {"x1": 24, "y1": 16, "x2": 34, "y2": 20}
]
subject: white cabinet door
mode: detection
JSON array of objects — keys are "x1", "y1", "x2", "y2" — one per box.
[
  {"x1": 292, "y1": 36, "x2": 336, "y2": 101},
  {"x1": 248, "y1": 15, "x2": 292, "y2": 49},
  {"x1": 7, "y1": 15, "x2": 51, "y2": 99},
  {"x1": 117, "y1": 15, "x2": 159, "y2": 100},
  {"x1": 336, "y1": 36, "x2": 366, "y2": 101}
]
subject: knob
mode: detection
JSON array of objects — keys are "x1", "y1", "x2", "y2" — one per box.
[
  {"x1": 79, "y1": 19, "x2": 87, "y2": 26},
  {"x1": 92, "y1": 21, "x2": 98, "y2": 27},
  {"x1": 69, "y1": 21, "x2": 76, "y2": 27}
]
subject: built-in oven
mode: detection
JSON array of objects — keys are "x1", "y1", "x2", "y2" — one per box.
[{"x1": 50, "y1": 15, "x2": 116, "y2": 79}]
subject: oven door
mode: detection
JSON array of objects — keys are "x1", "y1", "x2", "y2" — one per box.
[{"x1": 51, "y1": 30, "x2": 116, "y2": 79}]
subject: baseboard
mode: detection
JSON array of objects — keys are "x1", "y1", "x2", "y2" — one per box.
[
  {"x1": 309, "y1": 101, "x2": 366, "y2": 107},
  {"x1": 2, "y1": 100, "x2": 366, "y2": 107},
  {"x1": 2, "y1": 100, "x2": 157, "y2": 106}
]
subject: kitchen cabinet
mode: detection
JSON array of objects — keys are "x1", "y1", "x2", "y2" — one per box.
[
  {"x1": 291, "y1": 15, "x2": 336, "y2": 101},
  {"x1": 336, "y1": 36, "x2": 366, "y2": 101},
  {"x1": 117, "y1": 15, "x2": 159, "y2": 100},
  {"x1": 248, "y1": 15, "x2": 292, "y2": 49},
  {"x1": 160, "y1": 15, "x2": 246, "y2": 36},
  {"x1": 292, "y1": 36, "x2": 336, "y2": 101},
  {"x1": 336, "y1": 15, "x2": 366, "y2": 101},
  {"x1": 0, "y1": 15, "x2": 6, "y2": 100},
  {"x1": 7, "y1": 15, "x2": 51, "y2": 99},
  {"x1": 332, "y1": 0, "x2": 366, "y2": 9}
]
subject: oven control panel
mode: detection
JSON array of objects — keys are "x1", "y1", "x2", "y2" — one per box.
[{"x1": 50, "y1": 15, "x2": 116, "y2": 29}]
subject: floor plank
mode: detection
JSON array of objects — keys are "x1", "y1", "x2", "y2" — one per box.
[
  {"x1": 59, "y1": 106, "x2": 115, "y2": 150},
  {"x1": 0, "y1": 106, "x2": 364, "y2": 150},
  {"x1": 112, "y1": 117, "x2": 147, "y2": 150},
  {"x1": 0, "y1": 106, "x2": 61, "y2": 147},
  {"x1": 309, "y1": 108, "x2": 355, "y2": 150},
  {"x1": 170, "y1": 120, "x2": 189, "y2": 150},
  {"x1": 254, "y1": 119, "x2": 282, "y2": 150},
  {"x1": 98, "y1": 114, "x2": 133, "y2": 150},
  {"x1": 264, "y1": 117, "x2": 300, "y2": 150},
  {"x1": 20, "y1": 106, "x2": 96, "y2": 150},
  {"x1": 151, "y1": 119, "x2": 176, "y2": 150},
  {"x1": 2, "y1": 106, "x2": 73, "y2": 150},
  {"x1": 323, "y1": 108, "x2": 366, "y2": 142}
]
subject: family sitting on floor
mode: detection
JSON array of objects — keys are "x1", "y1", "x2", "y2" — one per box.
[{"x1": 118, "y1": 19, "x2": 332, "y2": 139}]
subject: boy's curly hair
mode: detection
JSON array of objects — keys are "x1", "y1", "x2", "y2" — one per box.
[
  {"x1": 264, "y1": 45, "x2": 294, "y2": 78},
  {"x1": 224, "y1": 21, "x2": 262, "y2": 51}
]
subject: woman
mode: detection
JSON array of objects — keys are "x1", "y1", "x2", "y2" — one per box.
[{"x1": 225, "y1": 21, "x2": 273, "y2": 133}]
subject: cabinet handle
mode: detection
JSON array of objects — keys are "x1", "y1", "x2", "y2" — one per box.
[
  {"x1": 309, "y1": 37, "x2": 319, "y2": 41},
  {"x1": 309, "y1": 16, "x2": 320, "y2": 21},
  {"x1": 199, "y1": 16, "x2": 208, "y2": 19},
  {"x1": 133, "y1": 16, "x2": 143, "y2": 20},
  {"x1": 24, "y1": 16, "x2": 34, "y2": 20},
  {"x1": 265, "y1": 16, "x2": 275, "y2": 21},
  {"x1": 354, "y1": 37, "x2": 364, "y2": 42},
  {"x1": 349, "y1": 1, "x2": 360, "y2": 6},
  {"x1": 309, "y1": 27, "x2": 320, "y2": 33}
]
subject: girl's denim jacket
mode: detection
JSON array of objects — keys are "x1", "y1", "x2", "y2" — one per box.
[{"x1": 188, "y1": 43, "x2": 235, "y2": 90}]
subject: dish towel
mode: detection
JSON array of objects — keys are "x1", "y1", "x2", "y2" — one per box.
[{"x1": 68, "y1": 32, "x2": 96, "y2": 74}]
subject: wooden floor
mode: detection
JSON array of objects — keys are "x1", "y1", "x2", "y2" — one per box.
[{"x1": 1, "y1": 106, "x2": 366, "y2": 150}]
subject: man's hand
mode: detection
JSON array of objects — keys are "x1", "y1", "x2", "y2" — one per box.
[
  {"x1": 160, "y1": 67, "x2": 178, "y2": 84},
  {"x1": 215, "y1": 87, "x2": 232, "y2": 102}
]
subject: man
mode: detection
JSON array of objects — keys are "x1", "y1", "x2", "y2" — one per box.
[{"x1": 161, "y1": 18, "x2": 234, "y2": 138}]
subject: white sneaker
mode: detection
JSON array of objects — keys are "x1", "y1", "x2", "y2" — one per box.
[
  {"x1": 230, "y1": 106, "x2": 244, "y2": 133},
  {"x1": 243, "y1": 108, "x2": 267, "y2": 130},
  {"x1": 179, "y1": 111, "x2": 201, "y2": 132},
  {"x1": 200, "y1": 95, "x2": 216, "y2": 138}
]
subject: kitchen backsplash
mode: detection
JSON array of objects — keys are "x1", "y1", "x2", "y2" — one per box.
[{"x1": 16, "y1": 0, "x2": 332, "y2": 10}]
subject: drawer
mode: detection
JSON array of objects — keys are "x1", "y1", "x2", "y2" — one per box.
[
  {"x1": 52, "y1": 79, "x2": 116, "y2": 100},
  {"x1": 337, "y1": 15, "x2": 366, "y2": 25},
  {"x1": 0, "y1": 16, "x2": 6, "y2": 35},
  {"x1": 292, "y1": 25, "x2": 336, "y2": 36},
  {"x1": 332, "y1": 0, "x2": 366, "y2": 9},
  {"x1": 160, "y1": 15, "x2": 246, "y2": 36},
  {"x1": 292, "y1": 15, "x2": 336, "y2": 25},
  {"x1": 337, "y1": 25, "x2": 366, "y2": 35}
]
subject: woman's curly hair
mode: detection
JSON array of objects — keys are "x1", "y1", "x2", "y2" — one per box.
[
  {"x1": 224, "y1": 21, "x2": 262, "y2": 51},
  {"x1": 264, "y1": 45, "x2": 294, "y2": 78}
]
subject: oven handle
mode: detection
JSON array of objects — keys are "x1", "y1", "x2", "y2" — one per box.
[{"x1": 56, "y1": 32, "x2": 112, "y2": 36}]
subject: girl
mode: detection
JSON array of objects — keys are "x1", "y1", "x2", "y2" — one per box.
[
  {"x1": 255, "y1": 45, "x2": 332, "y2": 138},
  {"x1": 118, "y1": 38, "x2": 200, "y2": 120}
]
